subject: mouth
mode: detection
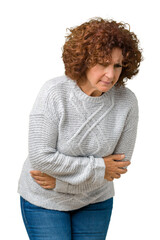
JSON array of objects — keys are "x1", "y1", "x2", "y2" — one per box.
[{"x1": 100, "y1": 80, "x2": 112, "y2": 85}]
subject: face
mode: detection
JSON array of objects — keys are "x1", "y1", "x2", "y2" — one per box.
[{"x1": 80, "y1": 48, "x2": 123, "y2": 97}]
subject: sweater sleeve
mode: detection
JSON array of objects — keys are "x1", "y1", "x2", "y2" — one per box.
[
  {"x1": 113, "y1": 94, "x2": 139, "y2": 161},
  {"x1": 29, "y1": 113, "x2": 106, "y2": 194},
  {"x1": 28, "y1": 83, "x2": 106, "y2": 194},
  {"x1": 55, "y1": 93, "x2": 139, "y2": 194}
]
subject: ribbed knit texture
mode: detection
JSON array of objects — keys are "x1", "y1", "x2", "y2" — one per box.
[{"x1": 18, "y1": 75, "x2": 139, "y2": 211}]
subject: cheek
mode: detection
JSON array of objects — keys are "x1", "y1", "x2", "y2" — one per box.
[
  {"x1": 89, "y1": 72, "x2": 102, "y2": 82},
  {"x1": 94, "y1": 69, "x2": 104, "y2": 79},
  {"x1": 86, "y1": 69, "x2": 97, "y2": 79},
  {"x1": 116, "y1": 69, "x2": 122, "y2": 79}
]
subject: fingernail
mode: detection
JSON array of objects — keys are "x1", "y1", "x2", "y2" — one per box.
[{"x1": 121, "y1": 154, "x2": 125, "y2": 158}]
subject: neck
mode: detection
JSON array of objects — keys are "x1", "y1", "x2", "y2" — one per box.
[{"x1": 77, "y1": 81, "x2": 103, "y2": 97}]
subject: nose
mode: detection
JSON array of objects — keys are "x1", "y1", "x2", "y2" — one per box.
[{"x1": 104, "y1": 65, "x2": 115, "y2": 80}]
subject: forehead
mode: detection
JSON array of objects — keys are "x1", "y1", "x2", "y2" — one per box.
[{"x1": 111, "y1": 48, "x2": 123, "y2": 63}]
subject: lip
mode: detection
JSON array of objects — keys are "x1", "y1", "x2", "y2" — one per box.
[{"x1": 100, "y1": 80, "x2": 112, "y2": 85}]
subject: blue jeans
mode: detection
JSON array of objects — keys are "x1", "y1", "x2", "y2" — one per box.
[{"x1": 20, "y1": 196, "x2": 113, "y2": 240}]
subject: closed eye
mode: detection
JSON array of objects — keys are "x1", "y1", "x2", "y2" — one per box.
[
  {"x1": 114, "y1": 64, "x2": 122, "y2": 68},
  {"x1": 99, "y1": 63, "x2": 110, "y2": 67}
]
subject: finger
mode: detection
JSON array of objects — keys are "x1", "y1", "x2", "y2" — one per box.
[
  {"x1": 107, "y1": 177, "x2": 114, "y2": 181},
  {"x1": 34, "y1": 178, "x2": 55, "y2": 186},
  {"x1": 112, "y1": 154, "x2": 125, "y2": 161},
  {"x1": 30, "y1": 170, "x2": 45, "y2": 176},
  {"x1": 42, "y1": 185, "x2": 55, "y2": 190},
  {"x1": 30, "y1": 170, "x2": 41, "y2": 175},
  {"x1": 31, "y1": 175, "x2": 45, "y2": 181},
  {"x1": 34, "y1": 179, "x2": 47, "y2": 186},
  {"x1": 34, "y1": 179, "x2": 55, "y2": 189},
  {"x1": 116, "y1": 160, "x2": 131, "y2": 168},
  {"x1": 117, "y1": 168, "x2": 127, "y2": 174},
  {"x1": 113, "y1": 173, "x2": 121, "y2": 179}
]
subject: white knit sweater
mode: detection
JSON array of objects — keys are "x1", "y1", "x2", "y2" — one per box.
[{"x1": 18, "y1": 75, "x2": 139, "y2": 211}]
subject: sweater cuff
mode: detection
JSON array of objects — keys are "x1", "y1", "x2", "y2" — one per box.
[
  {"x1": 54, "y1": 179, "x2": 69, "y2": 193},
  {"x1": 93, "y1": 157, "x2": 106, "y2": 184}
]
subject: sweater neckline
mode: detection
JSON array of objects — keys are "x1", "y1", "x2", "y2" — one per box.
[{"x1": 67, "y1": 76, "x2": 113, "y2": 103}]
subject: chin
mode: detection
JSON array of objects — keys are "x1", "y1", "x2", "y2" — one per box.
[{"x1": 100, "y1": 86, "x2": 112, "y2": 92}]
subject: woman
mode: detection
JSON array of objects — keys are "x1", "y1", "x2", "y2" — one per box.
[{"x1": 18, "y1": 17, "x2": 142, "y2": 240}]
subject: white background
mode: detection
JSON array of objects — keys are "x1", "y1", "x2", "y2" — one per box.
[{"x1": 0, "y1": 0, "x2": 160, "y2": 239}]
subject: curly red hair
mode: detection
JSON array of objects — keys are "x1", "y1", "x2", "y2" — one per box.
[{"x1": 62, "y1": 17, "x2": 143, "y2": 86}]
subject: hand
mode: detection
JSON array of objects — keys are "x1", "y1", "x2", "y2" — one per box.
[
  {"x1": 103, "y1": 154, "x2": 131, "y2": 181},
  {"x1": 30, "y1": 170, "x2": 56, "y2": 190}
]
